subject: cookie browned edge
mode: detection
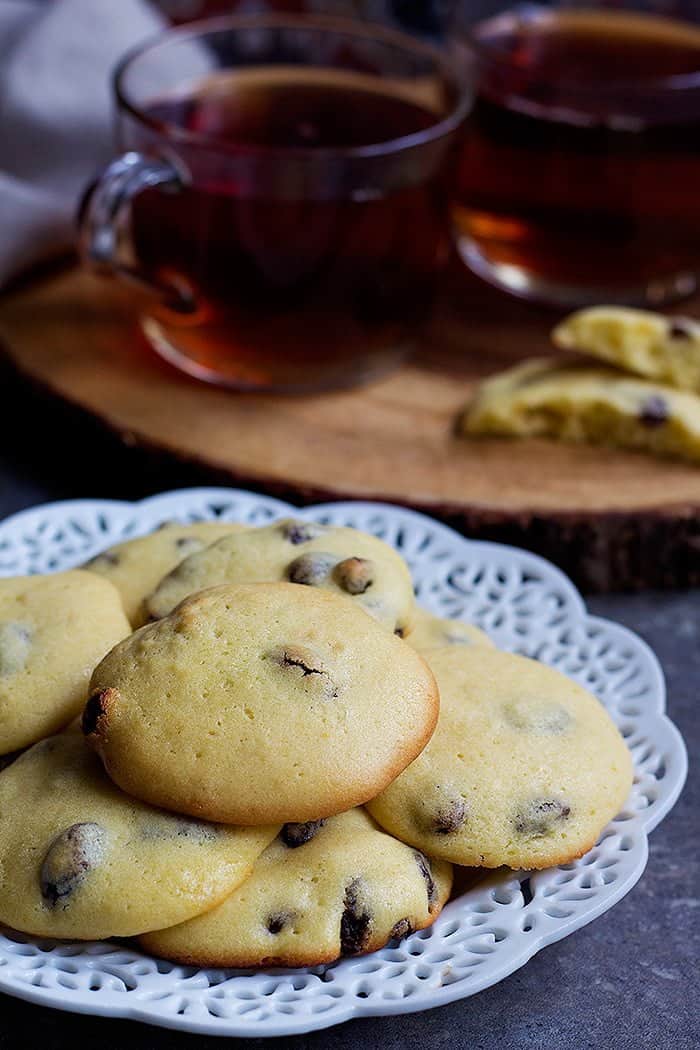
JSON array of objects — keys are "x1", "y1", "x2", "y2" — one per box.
[
  {"x1": 81, "y1": 687, "x2": 118, "y2": 752},
  {"x1": 81, "y1": 636, "x2": 441, "y2": 827}
]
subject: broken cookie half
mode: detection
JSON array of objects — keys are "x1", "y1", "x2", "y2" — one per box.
[
  {"x1": 460, "y1": 357, "x2": 700, "y2": 464},
  {"x1": 553, "y1": 306, "x2": 700, "y2": 393}
]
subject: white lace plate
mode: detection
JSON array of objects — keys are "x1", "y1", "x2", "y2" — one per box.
[{"x1": 0, "y1": 488, "x2": 687, "y2": 1037}]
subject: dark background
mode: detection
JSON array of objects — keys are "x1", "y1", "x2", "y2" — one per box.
[
  {"x1": 0, "y1": 1, "x2": 697, "y2": 1046},
  {"x1": 0, "y1": 362, "x2": 696, "y2": 1050}
]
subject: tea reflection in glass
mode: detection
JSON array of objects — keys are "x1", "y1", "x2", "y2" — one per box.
[
  {"x1": 452, "y1": 4, "x2": 700, "y2": 306},
  {"x1": 79, "y1": 17, "x2": 469, "y2": 392}
]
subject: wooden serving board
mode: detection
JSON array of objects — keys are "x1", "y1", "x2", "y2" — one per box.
[{"x1": 1, "y1": 265, "x2": 699, "y2": 591}]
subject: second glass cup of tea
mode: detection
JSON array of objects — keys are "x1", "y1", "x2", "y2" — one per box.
[
  {"x1": 452, "y1": 2, "x2": 700, "y2": 307},
  {"x1": 79, "y1": 15, "x2": 470, "y2": 393}
]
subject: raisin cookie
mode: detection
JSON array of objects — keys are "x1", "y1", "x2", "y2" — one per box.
[
  {"x1": 140, "y1": 809, "x2": 452, "y2": 967},
  {"x1": 0, "y1": 734, "x2": 278, "y2": 940},
  {"x1": 0, "y1": 571, "x2": 130, "y2": 755},
  {"x1": 85, "y1": 583, "x2": 438, "y2": 825},
  {"x1": 408, "y1": 608, "x2": 493, "y2": 653},
  {"x1": 553, "y1": 306, "x2": 700, "y2": 392},
  {"x1": 367, "y1": 647, "x2": 633, "y2": 870},
  {"x1": 84, "y1": 521, "x2": 245, "y2": 625},
  {"x1": 460, "y1": 357, "x2": 700, "y2": 463},
  {"x1": 144, "y1": 518, "x2": 416, "y2": 634}
]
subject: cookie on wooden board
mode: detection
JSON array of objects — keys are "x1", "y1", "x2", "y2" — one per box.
[
  {"x1": 553, "y1": 306, "x2": 700, "y2": 392},
  {"x1": 461, "y1": 357, "x2": 700, "y2": 463}
]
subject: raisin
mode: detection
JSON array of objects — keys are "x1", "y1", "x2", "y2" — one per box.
[
  {"x1": 340, "y1": 878, "x2": 372, "y2": 955},
  {"x1": 668, "y1": 319, "x2": 695, "y2": 340},
  {"x1": 514, "y1": 798, "x2": 571, "y2": 835},
  {"x1": 40, "y1": 823, "x2": 107, "y2": 907},
  {"x1": 280, "y1": 520, "x2": 327, "y2": 545},
  {"x1": 414, "y1": 851, "x2": 437, "y2": 907},
  {"x1": 433, "y1": 798, "x2": 467, "y2": 835},
  {"x1": 287, "y1": 553, "x2": 337, "y2": 586},
  {"x1": 281, "y1": 820, "x2": 326, "y2": 848},
  {"x1": 267, "y1": 911, "x2": 294, "y2": 934},
  {"x1": 267, "y1": 646, "x2": 338, "y2": 699},
  {"x1": 334, "y1": 557, "x2": 374, "y2": 595},
  {"x1": 639, "y1": 395, "x2": 669, "y2": 427}
]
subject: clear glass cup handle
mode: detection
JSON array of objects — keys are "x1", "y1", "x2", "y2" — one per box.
[{"x1": 77, "y1": 151, "x2": 183, "y2": 297}]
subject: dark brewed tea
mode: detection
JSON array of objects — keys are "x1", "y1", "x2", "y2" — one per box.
[
  {"x1": 454, "y1": 8, "x2": 700, "y2": 304},
  {"x1": 127, "y1": 70, "x2": 449, "y2": 390}
]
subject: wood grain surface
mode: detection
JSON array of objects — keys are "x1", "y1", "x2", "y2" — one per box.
[{"x1": 1, "y1": 265, "x2": 698, "y2": 591}]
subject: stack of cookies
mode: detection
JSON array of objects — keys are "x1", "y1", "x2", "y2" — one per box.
[{"x1": 0, "y1": 518, "x2": 633, "y2": 967}]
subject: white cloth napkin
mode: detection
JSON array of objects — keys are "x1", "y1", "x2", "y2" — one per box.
[{"x1": 0, "y1": 0, "x2": 165, "y2": 288}]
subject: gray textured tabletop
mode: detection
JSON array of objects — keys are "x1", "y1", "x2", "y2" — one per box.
[{"x1": 0, "y1": 369, "x2": 696, "y2": 1050}]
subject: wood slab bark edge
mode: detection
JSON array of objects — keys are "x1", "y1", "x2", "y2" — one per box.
[{"x1": 0, "y1": 266, "x2": 698, "y2": 593}]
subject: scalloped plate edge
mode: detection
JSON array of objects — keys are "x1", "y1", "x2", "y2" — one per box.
[{"x1": 0, "y1": 487, "x2": 688, "y2": 1037}]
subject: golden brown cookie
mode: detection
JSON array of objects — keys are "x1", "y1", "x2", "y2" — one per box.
[
  {"x1": 85, "y1": 583, "x2": 438, "y2": 825},
  {"x1": 0, "y1": 734, "x2": 278, "y2": 939},
  {"x1": 83, "y1": 521, "x2": 246, "y2": 625},
  {"x1": 553, "y1": 306, "x2": 700, "y2": 392},
  {"x1": 140, "y1": 809, "x2": 452, "y2": 967},
  {"x1": 144, "y1": 519, "x2": 416, "y2": 634},
  {"x1": 408, "y1": 607, "x2": 494, "y2": 653},
  {"x1": 367, "y1": 647, "x2": 633, "y2": 869},
  {"x1": 461, "y1": 357, "x2": 700, "y2": 463},
  {"x1": 0, "y1": 571, "x2": 130, "y2": 754}
]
